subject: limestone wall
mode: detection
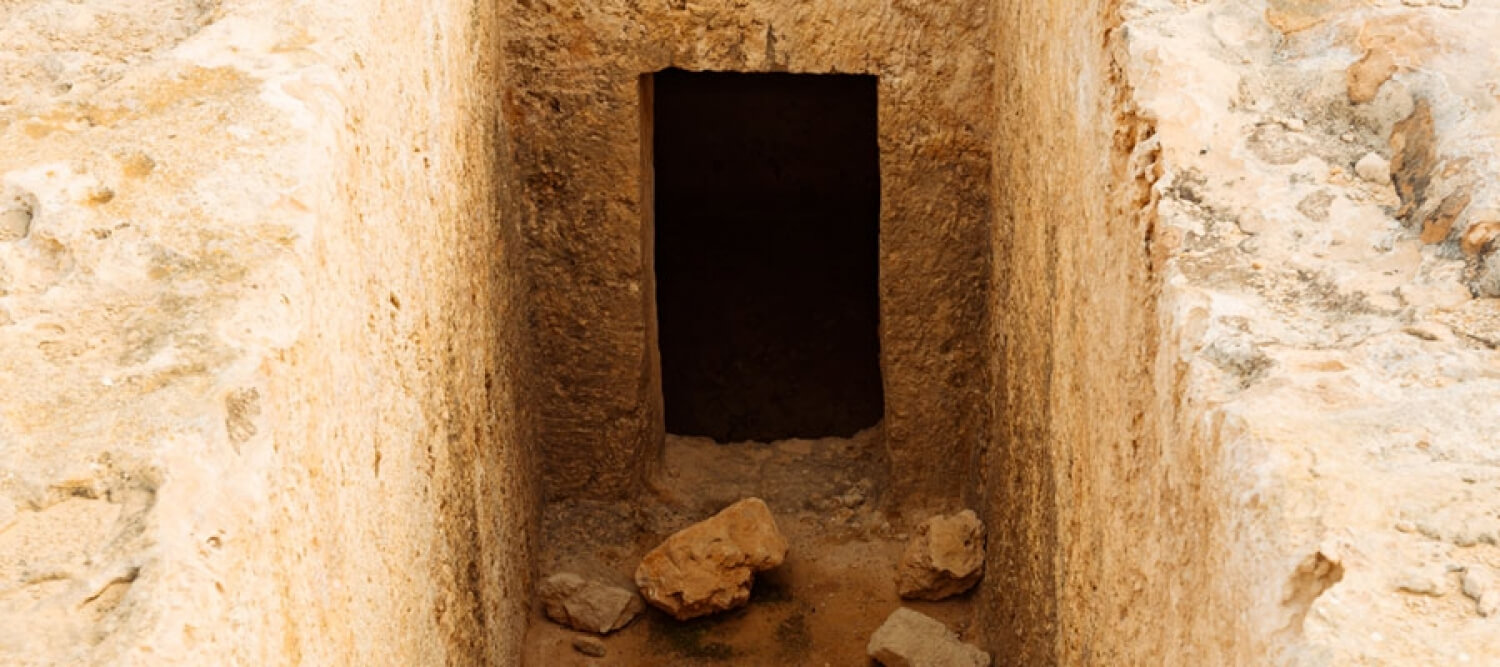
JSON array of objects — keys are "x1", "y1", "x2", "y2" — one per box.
[
  {"x1": 1121, "y1": 1, "x2": 1500, "y2": 663},
  {"x1": 980, "y1": 0, "x2": 1170, "y2": 661},
  {"x1": 978, "y1": 0, "x2": 1500, "y2": 664},
  {"x1": 0, "y1": 1, "x2": 535, "y2": 664},
  {"x1": 7, "y1": 0, "x2": 1498, "y2": 664},
  {"x1": 501, "y1": 0, "x2": 995, "y2": 504}
]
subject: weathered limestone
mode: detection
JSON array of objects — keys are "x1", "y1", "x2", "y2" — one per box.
[
  {"x1": 1036, "y1": 0, "x2": 1500, "y2": 663},
  {"x1": 5, "y1": 0, "x2": 1498, "y2": 663},
  {"x1": 537, "y1": 573, "x2": 644, "y2": 634},
  {"x1": 897, "y1": 510, "x2": 985, "y2": 600},
  {"x1": 1, "y1": 1, "x2": 535, "y2": 664},
  {"x1": 867, "y1": 608, "x2": 990, "y2": 667},
  {"x1": 634, "y1": 498, "x2": 788, "y2": 620},
  {"x1": 503, "y1": 0, "x2": 994, "y2": 504}
]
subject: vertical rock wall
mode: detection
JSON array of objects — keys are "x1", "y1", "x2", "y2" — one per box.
[
  {"x1": 981, "y1": 0, "x2": 1244, "y2": 662},
  {"x1": 981, "y1": 0, "x2": 1500, "y2": 664},
  {"x1": 502, "y1": 0, "x2": 994, "y2": 505},
  {"x1": 0, "y1": 1, "x2": 536, "y2": 664},
  {"x1": 981, "y1": 0, "x2": 1161, "y2": 661},
  {"x1": 261, "y1": 2, "x2": 538, "y2": 664},
  {"x1": 1114, "y1": 1, "x2": 1500, "y2": 663}
]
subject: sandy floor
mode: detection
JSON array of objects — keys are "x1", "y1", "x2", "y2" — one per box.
[{"x1": 523, "y1": 425, "x2": 977, "y2": 665}]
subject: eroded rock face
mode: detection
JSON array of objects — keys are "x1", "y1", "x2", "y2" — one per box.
[
  {"x1": 504, "y1": 0, "x2": 995, "y2": 504},
  {"x1": 537, "y1": 573, "x2": 644, "y2": 634},
  {"x1": 897, "y1": 510, "x2": 985, "y2": 600},
  {"x1": 1107, "y1": 3, "x2": 1500, "y2": 663},
  {"x1": 634, "y1": 498, "x2": 788, "y2": 620},
  {"x1": 0, "y1": 1, "x2": 539, "y2": 664},
  {"x1": 866, "y1": 607, "x2": 990, "y2": 667}
]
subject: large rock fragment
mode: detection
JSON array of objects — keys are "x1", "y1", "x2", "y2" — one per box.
[
  {"x1": 897, "y1": 510, "x2": 985, "y2": 600},
  {"x1": 538, "y1": 572, "x2": 644, "y2": 634},
  {"x1": 634, "y1": 497, "x2": 788, "y2": 620},
  {"x1": 867, "y1": 607, "x2": 990, "y2": 667}
]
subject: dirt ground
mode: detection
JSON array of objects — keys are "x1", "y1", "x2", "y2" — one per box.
[{"x1": 523, "y1": 425, "x2": 977, "y2": 666}]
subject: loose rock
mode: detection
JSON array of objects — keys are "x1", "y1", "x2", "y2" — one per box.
[
  {"x1": 1355, "y1": 152, "x2": 1391, "y2": 184},
  {"x1": 538, "y1": 572, "x2": 644, "y2": 634},
  {"x1": 0, "y1": 196, "x2": 32, "y2": 242},
  {"x1": 867, "y1": 607, "x2": 990, "y2": 667},
  {"x1": 897, "y1": 510, "x2": 985, "y2": 600},
  {"x1": 571, "y1": 636, "x2": 607, "y2": 658},
  {"x1": 1463, "y1": 566, "x2": 1495, "y2": 599},
  {"x1": 634, "y1": 497, "x2": 788, "y2": 620},
  {"x1": 1462, "y1": 567, "x2": 1498, "y2": 616},
  {"x1": 1479, "y1": 592, "x2": 1500, "y2": 618},
  {"x1": 1395, "y1": 570, "x2": 1444, "y2": 597}
]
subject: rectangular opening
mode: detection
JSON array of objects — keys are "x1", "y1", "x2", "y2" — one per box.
[{"x1": 649, "y1": 69, "x2": 883, "y2": 443}]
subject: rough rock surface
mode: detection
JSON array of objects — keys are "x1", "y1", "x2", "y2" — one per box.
[
  {"x1": 980, "y1": 0, "x2": 1500, "y2": 663},
  {"x1": 537, "y1": 573, "x2": 644, "y2": 634},
  {"x1": 0, "y1": 1, "x2": 537, "y2": 664},
  {"x1": 6, "y1": 0, "x2": 1500, "y2": 664},
  {"x1": 503, "y1": 0, "x2": 994, "y2": 503},
  {"x1": 897, "y1": 510, "x2": 985, "y2": 600},
  {"x1": 1073, "y1": 0, "x2": 1500, "y2": 663},
  {"x1": 634, "y1": 497, "x2": 788, "y2": 620},
  {"x1": 866, "y1": 607, "x2": 990, "y2": 667}
]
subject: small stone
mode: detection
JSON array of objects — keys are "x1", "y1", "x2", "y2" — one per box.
[
  {"x1": 897, "y1": 510, "x2": 985, "y2": 600},
  {"x1": 1236, "y1": 210, "x2": 1269, "y2": 235},
  {"x1": 0, "y1": 205, "x2": 31, "y2": 242},
  {"x1": 538, "y1": 572, "x2": 644, "y2": 634},
  {"x1": 867, "y1": 608, "x2": 990, "y2": 667},
  {"x1": 572, "y1": 636, "x2": 607, "y2": 658},
  {"x1": 1297, "y1": 190, "x2": 1335, "y2": 221},
  {"x1": 1355, "y1": 152, "x2": 1390, "y2": 184},
  {"x1": 85, "y1": 186, "x2": 114, "y2": 206},
  {"x1": 838, "y1": 486, "x2": 867, "y2": 508},
  {"x1": 1396, "y1": 571, "x2": 1444, "y2": 597},
  {"x1": 1460, "y1": 221, "x2": 1500, "y2": 257},
  {"x1": 634, "y1": 497, "x2": 788, "y2": 620},
  {"x1": 1462, "y1": 567, "x2": 1494, "y2": 601},
  {"x1": 1479, "y1": 592, "x2": 1500, "y2": 618}
]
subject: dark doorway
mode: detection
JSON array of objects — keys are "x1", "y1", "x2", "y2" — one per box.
[{"x1": 651, "y1": 69, "x2": 882, "y2": 443}]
